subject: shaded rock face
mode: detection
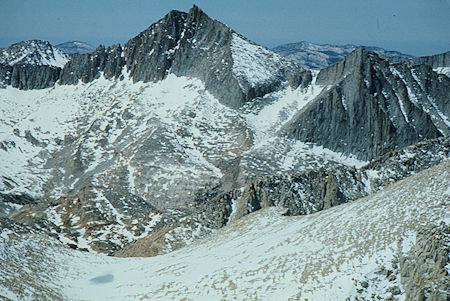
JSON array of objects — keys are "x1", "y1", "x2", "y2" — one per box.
[
  {"x1": 412, "y1": 51, "x2": 450, "y2": 68},
  {"x1": 10, "y1": 64, "x2": 62, "y2": 89},
  {"x1": 59, "y1": 44, "x2": 124, "y2": 84},
  {"x1": 231, "y1": 166, "x2": 365, "y2": 220},
  {"x1": 0, "y1": 63, "x2": 61, "y2": 90},
  {"x1": 282, "y1": 48, "x2": 449, "y2": 160},
  {"x1": 399, "y1": 223, "x2": 449, "y2": 301},
  {"x1": 0, "y1": 64, "x2": 12, "y2": 88},
  {"x1": 0, "y1": 193, "x2": 37, "y2": 217}
]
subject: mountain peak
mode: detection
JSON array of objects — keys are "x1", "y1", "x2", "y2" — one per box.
[
  {"x1": 0, "y1": 39, "x2": 69, "y2": 68},
  {"x1": 119, "y1": 6, "x2": 310, "y2": 108}
]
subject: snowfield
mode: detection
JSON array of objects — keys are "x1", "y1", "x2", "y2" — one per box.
[{"x1": 1, "y1": 160, "x2": 448, "y2": 300}]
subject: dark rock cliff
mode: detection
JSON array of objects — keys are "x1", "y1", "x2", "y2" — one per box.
[
  {"x1": 281, "y1": 48, "x2": 449, "y2": 160},
  {"x1": 59, "y1": 44, "x2": 125, "y2": 84},
  {"x1": 0, "y1": 63, "x2": 61, "y2": 90}
]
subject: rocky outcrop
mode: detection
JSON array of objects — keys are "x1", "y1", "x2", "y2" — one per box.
[
  {"x1": 0, "y1": 63, "x2": 62, "y2": 90},
  {"x1": 59, "y1": 44, "x2": 125, "y2": 84},
  {"x1": 10, "y1": 64, "x2": 61, "y2": 89},
  {"x1": 281, "y1": 48, "x2": 449, "y2": 160},
  {"x1": 399, "y1": 223, "x2": 449, "y2": 301},
  {"x1": 230, "y1": 165, "x2": 365, "y2": 220},
  {"x1": 0, "y1": 193, "x2": 36, "y2": 217},
  {"x1": 0, "y1": 63, "x2": 12, "y2": 88},
  {"x1": 412, "y1": 51, "x2": 450, "y2": 68},
  {"x1": 118, "y1": 137, "x2": 448, "y2": 257}
]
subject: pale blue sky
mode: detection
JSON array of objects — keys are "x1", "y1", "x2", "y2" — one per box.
[{"x1": 0, "y1": 0, "x2": 449, "y2": 56}]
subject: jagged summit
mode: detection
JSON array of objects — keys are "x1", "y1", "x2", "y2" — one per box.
[
  {"x1": 59, "y1": 5, "x2": 310, "y2": 108},
  {"x1": 0, "y1": 39, "x2": 69, "y2": 68}
]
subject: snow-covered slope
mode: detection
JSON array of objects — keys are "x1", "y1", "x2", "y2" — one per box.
[
  {"x1": 0, "y1": 40, "x2": 69, "y2": 68},
  {"x1": 1, "y1": 160, "x2": 448, "y2": 300},
  {"x1": 55, "y1": 41, "x2": 95, "y2": 55},
  {"x1": 1, "y1": 72, "x2": 364, "y2": 253}
]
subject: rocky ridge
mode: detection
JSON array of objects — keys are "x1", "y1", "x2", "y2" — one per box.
[
  {"x1": 2, "y1": 6, "x2": 310, "y2": 109},
  {"x1": 111, "y1": 137, "x2": 449, "y2": 257},
  {"x1": 282, "y1": 48, "x2": 449, "y2": 160}
]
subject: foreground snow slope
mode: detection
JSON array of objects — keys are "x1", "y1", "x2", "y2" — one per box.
[{"x1": 1, "y1": 160, "x2": 448, "y2": 300}]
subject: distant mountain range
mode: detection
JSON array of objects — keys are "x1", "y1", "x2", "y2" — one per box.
[
  {"x1": 55, "y1": 41, "x2": 96, "y2": 55},
  {"x1": 272, "y1": 41, "x2": 414, "y2": 69}
]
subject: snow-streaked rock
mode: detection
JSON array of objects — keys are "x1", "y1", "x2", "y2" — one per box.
[
  {"x1": 0, "y1": 40, "x2": 69, "y2": 68},
  {"x1": 0, "y1": 160, "x2": 448, "y2": 300}
]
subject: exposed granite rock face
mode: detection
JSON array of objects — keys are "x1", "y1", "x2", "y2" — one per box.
[
  {"x1": 59, "y1": 44, "x2": 125, "y2": 84},
  {"x1": 399, "y1": 223, "x2": 449, "y2": 301},
  {"x1": 116, "y1": 138, "x2": 448, "y2": 257},
  {"x1": 281, "y1": 48, "x2": 449, "y2": 160},
  {"x1": 412, "y1": 51, "x2": 450, "y2": 68},
  {"x1": 122, "y1": 5, "x2": 310, "y2": 108},
  {"x1": 0, "y1": 63, "x2": 62, "y2": 90},
  {"x1": 0, "y1": 193, "x2": 36, "y2": 217},
  {"x1": 230, "y1": 165, "x2": 365, "y2": 220},
  {"x1": 9, "y1": 64, "x2": 61, "y2": 90}
]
